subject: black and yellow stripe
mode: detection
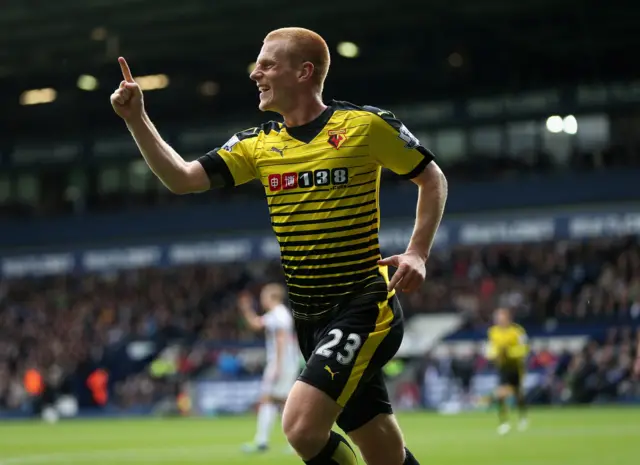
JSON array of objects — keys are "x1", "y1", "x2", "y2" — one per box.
[
  {"x1": 294, "y1": 278, "x2": 402, "y2": 407},
  {"x1": 198, "y1": 100, "x2": 434, "y2": 319},
  {"x1": 262, "y1": 148, "x2": 383, "y2": 317},
  {"x1": 336, "y1": 295, "x2": 395, "y2": 406}
]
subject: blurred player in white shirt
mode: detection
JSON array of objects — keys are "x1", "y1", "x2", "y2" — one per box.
[{"x1": 238, "y1": 283, "x2": 300, "y2": 453}]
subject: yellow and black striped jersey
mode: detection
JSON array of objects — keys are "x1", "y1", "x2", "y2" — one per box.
[
  {"x1": 486, "y1": 323, "x2": 529, "y2": 367},
  {"x1": 198, "y1": 100, "x2": 434, "y2": 319}
]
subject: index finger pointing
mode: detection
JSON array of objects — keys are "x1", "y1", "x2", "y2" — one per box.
[
  {"x1": 388, "y1": 267, "x2": 404, "y2": 292},
  {"x1": 118, "y1": 57, "x2": 134, "y2": 83}
]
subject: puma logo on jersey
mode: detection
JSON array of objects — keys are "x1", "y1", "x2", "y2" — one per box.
[
  {"x1": 270, "y1": 146, "x2": 286, "y2": 156},
  {"x1": 324, "y1": 365, "x2": 339, "y2": 380}
]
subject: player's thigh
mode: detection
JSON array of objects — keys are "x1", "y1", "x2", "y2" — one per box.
[
  {"x1": 336, "y1": 369, "x2": 393, "y2": 432},
  {"x1": 496, "y1": 385, "x2": 512, "y2": 398},
  {"x1": 281, "y1": 379, "x2": 342, "y2": 444},
  {"x1": 497, "y1": 368, "x2": 519, "y2": 396},
  {"x1": 348, "y1": 413, "x2": 405, "y2": 465},
  {"x1": 511, "y1": 368, "x2": 525, "y2": 396},
  {"x1": 286, "y1": 284, "x2": 403, "y2": 440},
  {"x1": 298, "y1": 293, "x2": 403, "y2": 411}
]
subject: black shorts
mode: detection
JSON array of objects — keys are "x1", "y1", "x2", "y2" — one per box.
[
  {"x1": 498, "y1": 365, "x2": 523, "y2": 389},
  {"x1": 294, "y1": 278, "x2": 404, "y2": 433}
]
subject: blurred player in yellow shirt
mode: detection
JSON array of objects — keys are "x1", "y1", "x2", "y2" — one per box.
[{"x1": 485, "y1": 308, "x2": 529, "y2": 435}]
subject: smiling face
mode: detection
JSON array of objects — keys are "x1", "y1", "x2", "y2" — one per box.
[{"x1": 249, "y1": 39, "x2": 306, "y2": 114}]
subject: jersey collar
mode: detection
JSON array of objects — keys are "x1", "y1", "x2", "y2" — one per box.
[{"x1": 284, "y1": 104, "x2": 335, "y2": 144}]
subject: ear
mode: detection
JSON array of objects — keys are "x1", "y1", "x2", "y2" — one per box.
[{"x1": 298, "y1": 62, "x2": 315, "y2": 83}]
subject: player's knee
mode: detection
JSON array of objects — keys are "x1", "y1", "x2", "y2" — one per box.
[
  {"x1": 281, "y1": 400, "x2": 326, "y2": 455},
  {"x1": 282, "y1": 412, "x2": 327, "y2": 456},
  {"x1": 282, "y1": 381, "x2": 341, "y2": 457},
  {"x1": 348, "y1": 414, "x2": 405, "y2": 465}
]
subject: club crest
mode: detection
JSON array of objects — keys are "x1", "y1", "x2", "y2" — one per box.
[{"x1": 328, "y1": 129, "x2": 347, "y2": 149}]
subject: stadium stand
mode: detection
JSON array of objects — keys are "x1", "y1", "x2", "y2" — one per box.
[
  {"x1": 2, "y1": 6, "x2": 640, "y2": 457},
  {"x1": 2, "y1": 235, "x2": 639, "y2": 415}
]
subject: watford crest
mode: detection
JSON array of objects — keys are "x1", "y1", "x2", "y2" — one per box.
[{"x1": 328, "y1": 129, "x2": 347, "y2": 149}]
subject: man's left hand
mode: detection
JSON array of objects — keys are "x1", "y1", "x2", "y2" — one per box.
[{"x1": 378, "y1": 251, "x2": 426, "y2": 293}]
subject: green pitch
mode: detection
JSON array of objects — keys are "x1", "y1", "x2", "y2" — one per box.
[{"x1": 0, "y1": 407, "x2": 637, "y2": 464}]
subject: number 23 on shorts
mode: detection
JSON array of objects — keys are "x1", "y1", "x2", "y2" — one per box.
[
  {"x1": 310, "y1": 328, "x2": 368, "y2": 405},
  {"x1": 316, "y1": 329, "x2": 362, "y2": 365}
]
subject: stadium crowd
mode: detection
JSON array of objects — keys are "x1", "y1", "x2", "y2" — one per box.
[
  {"x1": 1, "y1": 236, "x2": 639, "y2": 413},
  {"x1": 412, "y1": 236, "x2": 640, "y2": 324}
]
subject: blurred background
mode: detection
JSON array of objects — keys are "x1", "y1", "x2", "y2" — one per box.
[{"x1": 1, "y1": 0, "x2": 640, "y2": 463}]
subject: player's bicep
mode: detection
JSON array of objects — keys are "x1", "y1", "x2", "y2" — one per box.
[
  {"x1": 193, "y1": 153, "x2": 231, "y2": 189},
  {"x1": 257, "y1": 314, "x2": 272, "y2": 331},
  {"x1": 197, "y1": 131, "x2": 258, "y2": 188},
  {"x1": 410, "y1": 159, "x2": 445, "y2": 189},
  {"x1": 367, "y1": 108, "x2": 435, "y2": 179},
  {"x1": 174, "y1": 160, "x2": 212, "y2": 193}
]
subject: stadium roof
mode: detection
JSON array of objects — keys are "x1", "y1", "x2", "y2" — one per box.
[{"x1": 2, "y1": 0, "x2": 637, "y2": 134}]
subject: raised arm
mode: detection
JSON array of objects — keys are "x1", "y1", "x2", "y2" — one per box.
[
  {"x1": 238, "y1": 292, "x2": 265, "y2": 332},
  {"x1": 110, "y1": 57, "x2": 210, "y2": 194}
]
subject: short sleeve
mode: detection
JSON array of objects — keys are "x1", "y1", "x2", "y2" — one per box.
[
  {"x1": 515, "y1": 326, "x2": 528, "y2": 344},
  {"x1": 261, "y1": 313, "x2": 275, "y2": 329},
  {"x1": 262, "y1": 310, "x2": 290, "y2": 330},
  {"x1": 197, "y1": 128, "x2": 260, "y2": 188},
  {"x1": 366, "y1": 107, "x2": 435, "y2": 179},
  {"x1": 485, "y1": 329, "x2": 497, "y2": 358}
]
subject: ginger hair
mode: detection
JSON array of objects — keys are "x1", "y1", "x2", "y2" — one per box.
[{"x1": 265, "y1": 27, "x2": 331, "y2": 91}]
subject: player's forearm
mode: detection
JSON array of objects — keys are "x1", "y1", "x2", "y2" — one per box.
[
  {"x1": 274, "y1": 349, "x2": 283, "y2": 374},
  {"x1": 126, "y1": 113, "x2": 201, "y2": 194},
  {"x1": 240, "y1": 307, "x2": 263, "y2": 331},
  {"x1": 406, "y1": 163, "x2": 448, "y2": 260}
]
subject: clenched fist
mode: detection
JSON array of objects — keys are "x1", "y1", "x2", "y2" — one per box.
[{"x1": 110, "y1": 57, "x2": 144, "y2": 122}]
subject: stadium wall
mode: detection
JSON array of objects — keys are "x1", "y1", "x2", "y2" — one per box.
[
  {"x1": 2, "y1": 207, "x2": 639, "y2": 278},
  {"x1": 1, "y1": 168, "x2": 639, "y2": 250}
]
